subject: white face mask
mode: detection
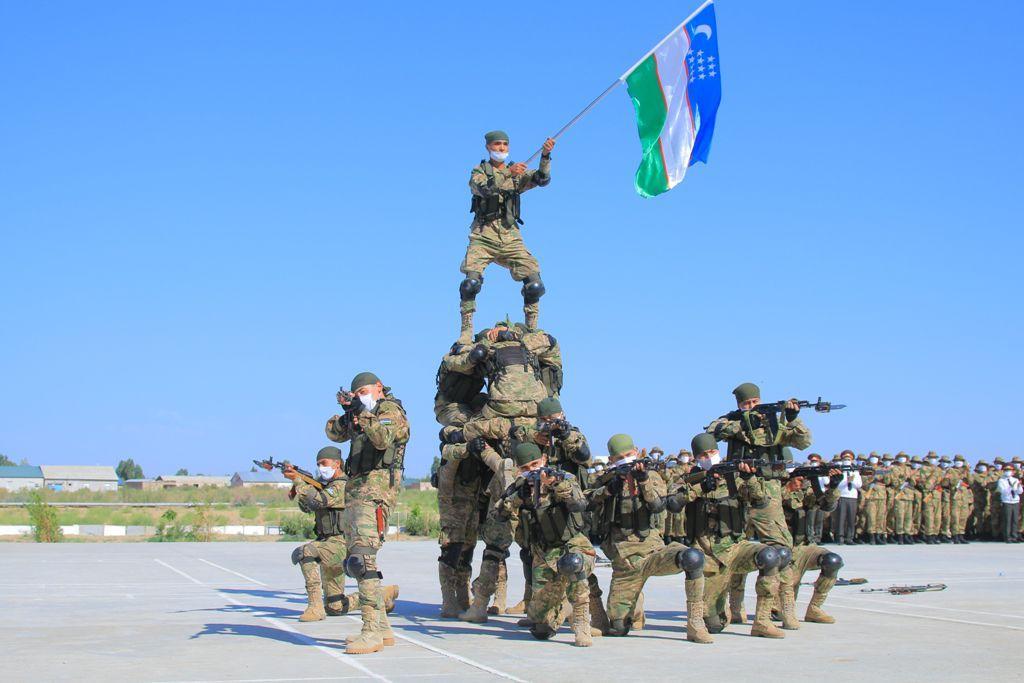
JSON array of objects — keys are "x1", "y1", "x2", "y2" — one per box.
[
  {"x1": 318, "y1": 466, "x2": 336, "y2": 480},
  {"x1": 976, "y1": 467, "x2": 987, "y2": 473},
  {"x1": 842, "y1": 460, "x2": 854, "y2": 466},
  {"x1": 680, "y1": 456, "x2": 692, "y2": 464},
  {"x1": 698, "y1": 452, "x2": 721, "y2": 470},
  {"x1": 489, "y1": 150, "x2": 509, "y2": 163},
  {"x1": 896, "y1": 458, "x2": 907, "y2": 464},
  {"x1": 927, "y1": 459, "x2": 938, "y2": 466},
  {"x1": 912, "y1": 463, "x2": 922, "y2": 469},
  {"x1": 955, "y1": 461, "x2": 965, "y2": 468},
  {"x1": 869, "y1": 457, "x2": 879, "y2": 464},
  {"x1": 359, "y1": 394, "x2": 377, "y2": 412}
]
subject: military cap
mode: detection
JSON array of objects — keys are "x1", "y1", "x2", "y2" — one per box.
[
  {"x1": 953, "y1": 454, "x2": 966, "y2": 462},
  {"x1": 807, "y1": 452, "x2": 822, "y2": 461},
  {"x1": 911, "y1": 455, "x2": 923, "y2": 464},
  {"x1": 513, "y1": 442, "x2": 543, "y2": 466},
  {"x1": 977, "y1": 460, "x2": 989, "y2": 467},
  {"x1": 350, "y1": 371, "x2": 380, "y2": 391},
  {"x1": 927, "y1": 450, "x2": 938, "y2": 458},
  {"x1": 732, "y1": 382, "x2": 760, "y2": 403},
  {"x1": 691, "y1": 433, "x2": 718, "y2": 456},
  {"x1": 494, "y1": 317, "x2": 511, "y2": 328},
  {"x1": 485, "y1": 130, "x2": 509, "y2": 144},
  {"x1": 994, "y1": 457, "x2": 1006, "y2": 464},
  {"x1": 869, "y1": 451, "x2": 879, "y2": 457},
  {"x1": 940, "y1": 455, "x2": 951, "y2": 462},
  {"x1": 856, "y1": 455, "x2": 867, "y2": 462},
  {"x1": 840, "y1": 449, "x2": 855, "y2": 459},
  {"x1": 1014, "y1": 457, "x2": 1023, "y2": 463},
  {"x1": 537, "y1": 397, "x2": 562, "y2": 417},
  {"x1": 316, "y1": 446, "x2": 343, "y2": 462},
  {"x1": 607, "y1": 434, "x2": 635, "y2": 457}
]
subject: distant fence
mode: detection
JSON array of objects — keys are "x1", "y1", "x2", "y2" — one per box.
[
  {"x1": 0, "y1": 523, "x2": 402, "y2": 538},
  {"x1": 0, "y1": 502, "x2": 203, "y2": 508}
]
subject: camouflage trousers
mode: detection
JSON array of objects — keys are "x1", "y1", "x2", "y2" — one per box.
[
  {"x1": 789, "y1": 544, "x2": 836, "y2": 602},
  {"x1": 862, "y1": 491, "x2": 888, "y2": 534},
  {"x1": 940, "y1": 490, "x2": 952, "y2": 536},
  {"x1": 345, "y1": 470, "x2": 401, "y2": 613},
  {"x1": 604, "y1": 536, "x2": 690, "y2": 624},
  {"x1": 437, "y1": 461, "x2": 481, "y2": 548},
  {"x1": 527, "y1": 535, "x2": 595, "y2": 630},
  {"x1": 951, "y1": 487, "x2": 974, "y2": 535},
  {"x1": 460, "y1": 222, "x2": 540, "y2": 282},
  {"x1": 921, "y1": 490, "x2": 942, "y2": 535},
  {"x1": 298, "y1": 535, "x2": 348, "y2": 613},
  {"x1": 744, "y1": 498, "x2": 794, "y2": 547},
  {"x1": 663, "y1": 509, "x2": 686, "y2": 542},
  {"x1": 470, "y1": 507, "x2": 516, "y2": 602},
  {"x1": 911, "y1": 490, "x2": 923, "y2": 534},
  {"x1": 893, "y1": 489, "x2": 916, "y2": 534},
  {"x1": 702, "y1": 539, "x2": 778, "y2": 621}
]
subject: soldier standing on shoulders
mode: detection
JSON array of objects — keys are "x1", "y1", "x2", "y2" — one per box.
[{"x1": 458, "y1": 132, "x2": 556, "y2": 341}]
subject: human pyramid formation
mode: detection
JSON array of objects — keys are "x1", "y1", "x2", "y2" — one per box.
[{"x1": 284, "y1": 130, "x2": 857, "y2": 654}]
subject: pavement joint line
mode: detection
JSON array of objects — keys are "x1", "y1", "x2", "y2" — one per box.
[
  {"x1": 199, "y1": 558, "x2": 270, "y2": 586},
  {"x1": 829, "y1": 593, "x2": 1024, "y2": 620},
  {"x1": 824, "y1": 597, "x2": 1024, "y2": 631},
  {"x1": 154, "y1": 677, "x2": 370, "y2": 682},
  {"x1": 153, "y1": 559, "x2": 391, "y2": 682}
]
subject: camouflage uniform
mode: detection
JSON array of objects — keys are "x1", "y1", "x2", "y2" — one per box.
[
  {"x1": 662, "y1": 455, "x2": 690, "y2": 544},
  {"x1": 292, "y1": 475, "x2": 349, "y2": 621},
  {"x1": 970, "y1": 462, "x2": 994, "y2": 539},
  {"x1": 588, "y1": 460, "x2": 712, "y2": 643},
  {"x1": 887, "y1": 459, "x2": 916, "y2": 543},
  {"x1": 459, "y1": 150, "x2": 552, "y2": 336},
  {"x1": 915, "y1": 457, "x2": 944, "y2": 543},
  {"x1": 948, "y1": 456, "x2": 974, "y2": 543},
  {"x1": 782, "y1": 478, "x2": 809, "y2": 545},
  {"x1": 325, "y1": 388, "x2": 409, "y2": 654},
  {"x1": 860, "y1": 470, "x2": 888, "y2": 543}
]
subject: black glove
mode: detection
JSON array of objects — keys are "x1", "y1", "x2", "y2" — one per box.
[
  {"x1": 606, "y1": 476, "x2": 624, "y2": 497},
  {"x1": 496, "y1": 329, "x2": 516, "y2": 342},
  {"x1": 468, "y1": 436, "x2": 486, "y2": 458},
  {"x1": 632, "y1": 466, "x2": 649, "y2": 483},
  {"x1": 469, "y1": 344, "x2": 488, "y2": 364},
  {"x1": 550, "y1": 419, "x2": 571, "y2": 439},
  {"x1": 444, "y1": 428, "x2": 465, "y2": 444},
  {"x1": 700, "y1": 475, "x2": 717, "y2": 493},
  {"x1": 829, "y1": 473, "x2": 843, "y2": 489},
  {"x1": 785, "y1": 402, "x2": 800, "y2": 422}
]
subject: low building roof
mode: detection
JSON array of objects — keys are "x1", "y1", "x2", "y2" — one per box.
[
  {"x1": 233, "y1": 470, "x2": 290, "y2": 483},
  {"x1": 0, "y1": 465, "x2": 43, "y2": 478},
  {"x1": 155, "y1": 475, "x2": 231, "y2": 486},
  {"x1": 39, "y1": 465, "x2": 119, "y2": 481}
]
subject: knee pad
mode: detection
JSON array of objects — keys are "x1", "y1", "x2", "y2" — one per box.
[
  {"x1": 556, "y1": 552, "x2": 585, "y2": 579},
  {"x1": 529, "y1": 623, "x2": 555, "y2": 640},
  {"x1": 817, "y1": 551, "x2": 844, "y2": 578},
  {"x1": 345, "y1": 550, "x2": 381, "y2": 580},
  {"x1": 675, "y1": 547, "x2": 705, "y2": 579},
  {"x1": 754, "y1": 545, "x2": 781, "y2": 571},
  {"x1": 483, "y1": 543, "x2": 510, "y2": 563},
  {"x1": 775, "y1": 546, "x2": 793, "y2": 569},
  {"x1": 438, "y1": 543, "x2": 463, "y2": 569},
  {"x1": 458, "y1": 544, "x2": 475, "y2": 571},
  {"x1": 521, "y1": 274, "x2": 545, "y2": 304},
  {"x1": 607, "y1": 618, "x2": 631, "y2": 636},
  {"x1": 460, "y1": 273, "x2": 483, "y2": 301},
  {"x1": 294, "y1": 544, "x2": 318, "y2": 565},
  {"x1": 291, "y1": 546, "x2": 304, "y2": 565}
]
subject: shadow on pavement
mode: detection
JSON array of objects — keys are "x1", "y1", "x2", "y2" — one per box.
[{"x1": 189, "y1": 622, "x2": 343, "y2": 649}]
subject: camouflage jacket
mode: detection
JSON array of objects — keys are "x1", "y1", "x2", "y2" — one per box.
[
  {"x1": 706, "y1": 410, "x2": 812, "y2": 458},
  {"x1": 295, "y1": 476, "x2": 346, "y2": 540},
  {"x1": 469, "y1": 156, "x2": 552, "y2": 229},
  {"x1": 586, "y1": 468, "x2": 667, "y2": 550},
  {"x1": 513, "y1": 422, "x2": 591, "y2": 483},
  {"x1": 914, "y1": 465, "x2": 943, "y2": 493},
  {"x1": 325, "y1": 391, "x2": 410, "y2": 472}
]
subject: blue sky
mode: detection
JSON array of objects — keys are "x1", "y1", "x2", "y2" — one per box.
[{"x1": 2, "y1": 1, "x2": 1021, "y2": 477}]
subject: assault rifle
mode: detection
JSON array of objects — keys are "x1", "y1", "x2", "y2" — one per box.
[
  {"x1": 252, "y1": 456, "x2": 323, "y2": 491},
  {"x1": 744, "y1": 397, "x2": 846, "y2": 415},
  {"x1": 788, "y1": 462, "x2": 875, "y2": 495},
  {"x1": 800, "y1": 577, "x2": 868, "y2": 587},
  {"x1": 537, "y1": 418, "x2": 572, "y2": 439},
  {"x1": 502, "y1": 467, "x2": 574, "y2": 507},
  {"x1": 684, "y1": 459, "x2": 789, "y2": 486},
  {"x1": 336, "y1": 388, "x2": 364, "y2": 431},
  {"x1": 860, "y1": 583, "x2": 947, "y2": 595},
  {"x1": 592, "y1": 457, "x2": 670, "y2": 487}
]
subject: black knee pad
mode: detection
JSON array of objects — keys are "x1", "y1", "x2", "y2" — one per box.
[
  {"x1": 556, "y1": 552, "x2": 585, "y2": 579},
  {"x1": 291, "y1": 546, "x2": 305, "y2": 565},
  {"x1": 818, "y1": 551, "x2": 844, "y2": 578},
  {"x1": 458, "y1": 544, "x2": 475, "y2": 571},
  {"x1": 483, "y1": 543, "x2": 510, "y2": 563},
  {"x1": 607, "y1": 618, "x2": 631, "y2": 636},
  {"x1": 754, "y1": 545, "x2": 781, "y2": 571},
  {"x1": 460, "y1": 273, "x2": 483, "y2": 301},
  {"x1": 438, "y1": 543, "x2": 463, "y2": 570},
  {"x1": 345, "y1": 550, "x2": 381, "y2": 580},
  {"x1": 776, "y1": 546, "x2": 793, "y2": 569},
  {"x1": 529, "y1": 623, "x2": 555, "y2": 640},
  {"x1": 521, "y1": 274, "x2": 545, "y2": 304},
  {"x1": 675, "y1": 547, "x2": 705, "y2": 579}
]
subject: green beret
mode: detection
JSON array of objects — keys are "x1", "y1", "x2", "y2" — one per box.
[
  {"x1": 538, "y1": 397, "x2": 562, "y2": 417},
  {"x1": 691, "y1": 433, "x2": 718, "y2": 455},
  {"x1": 350, "y1": 371, "x2": 380, "y2": 391},
  {"x1": 607, "y1": 434, "x2": 635, "y2": 457},
  {"x1": 485, "y1": 130, "x2": 509, "y2": 144},
  {"x1": 513, "y1": 442, "x2": 542, "y2": 466},
  {"x1": 316, "y1": 446, "x2": 343, "y2": 462},
  {"x1": 494, "y1": 318, "x2": 511, "y2": 328},
  {"x1": 733, "y1": 382, "x2": 760, "y2": 403}
]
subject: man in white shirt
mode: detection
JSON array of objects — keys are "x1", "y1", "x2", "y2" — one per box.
[
  {"x1": 831, "y1": 450, "x2": 862, "y2": 545},
  {"x1": 996, "y1": 465, "x2": 1023, "y2": 543}
]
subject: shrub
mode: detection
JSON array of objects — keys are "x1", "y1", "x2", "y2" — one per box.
[
  {"x1": 238, "y1": 505, "x2": 260, "y2": 520},
  {"x1": 26, "y1": 492, "x2": 62, "y2": 542},
  {"x1": 150, "y1": 509, "x2": 195, "y2": 542},
  {"x1": 279, "y1": 513, "x2": 316, "y2": 540},
  {"x1": 402, "y1": 504, "x2": 438, "y2": 537}
]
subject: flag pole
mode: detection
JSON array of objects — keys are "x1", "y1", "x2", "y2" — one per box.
[{"x1": 523, "y1": 0, "x2": 714, "y2": 165}]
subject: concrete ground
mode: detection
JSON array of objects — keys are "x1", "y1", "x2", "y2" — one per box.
[{"x1": 3, "y1": 541, "x2": 1022, "y2": 683}]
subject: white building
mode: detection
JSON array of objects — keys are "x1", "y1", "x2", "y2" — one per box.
[
  {"x1": 230, "y1": 470, "x2": 292, "y2": 488},
  {"x1": 40, "y1": 465, "x2": 119, "y2": 492},
  {"x1": 0, "y1": 466, "x2": 44, "y2": 492},
  {"x1": 154, "y1": 475, "x2": 231, "y2": 488}
]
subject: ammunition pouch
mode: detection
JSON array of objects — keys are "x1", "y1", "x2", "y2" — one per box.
[{"x1": 314, "y1": 508, "x2": 345, "y2": 540}]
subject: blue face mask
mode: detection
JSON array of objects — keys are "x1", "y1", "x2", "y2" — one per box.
[{"x1": 489, "y1": 150, "x2": 509, "y2": 163}]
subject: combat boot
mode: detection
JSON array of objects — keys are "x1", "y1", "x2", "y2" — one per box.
[
  {"x1": 779, "y1": 584, "x2": 800, "y2": 630},
  {"x1": 685, "y1": 578, "x2": 713, "y2": 644},
  {"x1": 345, "y1": 605, "x2": 384, "y2": 655},
  {"x1": 454, "y1": 569, "x2": 471, "y2": 612},
  {"x1": 571, "y1": 594, "x2": 593, "y2": 647},
  {"x1": 324, "y1": 593, "x2": 350, "y2": 617},
  {"x1": 488, "y1": 562, "x2": 507, "y2": 615},
  {"x1": 960, "y1": 534, "x2": 970, "y2": 544},
  {"x1": 805, "y1": 575, "x2": 837, "y2": 624},
  {"x1": 459, "y1": 592, "x2": 490, "y2": 624},
  {"x1": 383, "y1": 584, "x2": 400, "y2": 614},
  {"x1": 896, "y1": 534, "x2": 904, "y2": 545},
  {"x1": 505, "y1": 580, "x2": 532, "y2": 615},
  {"x1": 728, "y1": 588, "x2": 747, "y2": 625},
  {"x1": 631, "y1": 592, "x2": 646, "y2": 631},
  {"x1": 377, "y1": 609, "x2": 396, "y2": 647},
  {"x1": 438, "y1": 565, "x2": 460, "y2": 619},
  {"x1": 750, "y1": 597, "x2": 785, "y2": 639},
  {"x1": 588, "y1": 579, "x2": 610, "y2": 636},
  {"x1": 299, "y1": 588, "x2": 326, "y2": 622}
]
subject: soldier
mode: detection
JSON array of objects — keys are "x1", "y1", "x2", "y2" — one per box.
[
  {"x1": 860, "y1": 459, "x2": 888, "y2": 545},
  {"x1": 990, "y1": 457, "x2": 1007, "y2": 539},
  {"x1": 588, "y1": 434, "x2": 713, "y2": 644},
  {"x1": 285, "y1": 447, "x2": 350, "y2": 622},
  {"x1": 668, "y1": 434, "x2": 789, "y2": 639},
  {"x1": 970, "y1": 460, "x2": 993, "y2": 540},
  {"x1": 785, "y1": 467, "x2": 846, "y2": 624},
  {"x1": 887, "y1": 453, "x2": 916, "y2": 544},
  {"x1": 326, "y1": 372, "x2": 409, "y2": 655},
  {"x1": 433, "y1": 341, "x2": 489, "y2": 617},
  {"x1": 498, "y1": 442, "x2": 596, "y2": 646},
  {"x1": 803, "y1": 453, "x2": 830, "y2": 544},
  {"x1": 663, "y1": 452, "x2": 690, "y2": 545},
  {"x1": 782, "y1": 473, "x2": 809, "y2": 545},
  {"x1": 916, "y1": 452, "x2": 944, "y2": 544},
  {"x1": 910, "y1": 455, "x2": 925, "y2": 542},
  {"x1": 939, "y1": 455, "x2": 954, "y2": 543},
  {"x1": 705, "y1": 382, "x2": 812, "y2": 633},
  {"x1": 948, "y1": 454, "x2": 974, "y2": 544},
  {"x1": 458, "y1": 131, "x2": 556, "y2": 340},
  {"x1": 996, "y1": 463, "x2": 1023, "y2": 542}
]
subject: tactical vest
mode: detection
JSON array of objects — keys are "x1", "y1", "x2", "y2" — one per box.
[
  {"x1": 344, "y1": 398, "x2": 406, "y2": 478},
  {"x1": 314, "y1": 507, "x2": 345, "y2": 540},
  {"x1": 723, "y1": 411, "x2": 790, "y2": 462},
  {"x1": 521, "y1": 497, "x2": 584, "y2": 551},
  {"x1": 436, "y1": 355, "x2": 485, "y2": 404},
  {"x1": 470, "y1": 161, "x2": 522, "y2": 226},
  {"x1": 601, "y1": 491, "x2": 655, "y2": 539},
  {"x1": 486, "y1": 341, "x2": 541, "y2": 383}
]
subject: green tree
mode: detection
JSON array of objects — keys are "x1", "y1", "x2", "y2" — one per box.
[
  {"x1": 175, "y1": 468, "x2": 189, "y2": 476},
  {"x1": 430, "y1": 456, "x2": 441, "y2": 478},
  {"x1": 0, "y1": 454, "x2": 15, "y2": 467},
  {"x1": 26, "y1": 492, "x2": 62, "y2": 542},
  {"x1": 116, "y1": 458, "x2": 144, "y2": 481}
]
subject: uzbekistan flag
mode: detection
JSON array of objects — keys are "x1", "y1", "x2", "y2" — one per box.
[{"x1": 622, "y1": 0, "x2": 721, "y2": 197}]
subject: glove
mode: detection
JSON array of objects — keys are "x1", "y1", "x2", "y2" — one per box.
[
  {"x1": 606, "y1": 476, "x2": 624, "y2": 497},
  {"x1": 829, "y1": 474, "x2": 843, "y2": 489},
  {"x1": 468, "y1": 436, "x2": 486, "y2": 458},
  {"x1": 550, "y1": 420, "x2": 571, "y2": 439},
  {"x1": 700, "y1": 475, "x2": 717, "y2": 493},
  {"x1": 469, "y1": 344, "x2": 488, "y2": 364},
  {"x1": 444, "y1": 428, "x2": 465, "y2": 444},
  {"x1": 785, "y1": 406, "x2": 800, "y2": 422},
  {"x1": 496, "y1": 330, "x2": 516, "y2": 342},
  {"x1": 632, "y1": 467, "x2": 649, "y2": 483}
]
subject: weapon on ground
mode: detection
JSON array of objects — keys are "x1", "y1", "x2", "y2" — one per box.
[
  {"x1": 801, "y1": 577, "x2": 868, "y2": 587},
  {"x1": 253, "y1": 457, "x2": 323, "y2": 491},
  {"x1": 860, "y1": 583, "x2": 947, "y2": 595}
]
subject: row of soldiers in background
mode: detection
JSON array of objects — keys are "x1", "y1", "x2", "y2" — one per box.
[
  {"x1": 434, "y1": 348, "x2": 847, "y2": 645},
  {"x1": 640, "y1": 449, "x2": 1024, "y2": 545}
]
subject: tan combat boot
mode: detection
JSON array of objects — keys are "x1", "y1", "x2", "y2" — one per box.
[
  {"x1": 505, "y1": 580, "x2": 531, "y2": 615},
  {"x1": 455, "y1": 569, "x2": 471, "y2": 612},
  {"x1": 378, "y1": 609, "x2": 396, "y2": 647},
  {"x1": 459, "y1": 590, "x2": 490, "y2": 624},
  {"x1": 488, "y1": 562, "x2": 508, "y2": 615},
  {"x1": 729, "y1": 588, "x2": 747, "y2": 624},
  {"x1": 383, "y1": 584, "x2": 400, "y2": 615},
  {"x1": 438, "y1": 565, "x2": 461, "y2": 619},
  {"x1": 631, "y1": 592, "x2": 646, "y2": 631},
  {"x1": 779, "y1": 582, "x2": 800, "y2": 630},
  {"x1": 588, "y1": 577, "x2": 610, "y2": 636},
  {"x1": 805, "y1": 576, "x2": 837, "y2": 624},
  {"x1": 299, "y1": 588, "x2": 326, "y2": 622},
  {"x1": 571, "y1": 594, "x2": 593, "y2": 647},
  {"x1": 685, "y1": 578, "x2": 713, "y2": 644},
  {"x1": 345, "y1": 605, "x2": 384, "y2": 654},
  {"x1": 324, "y1": 593, "x2": 350, "y2": 617},
  {"x1": 750, "y1": 596, "x2": 785, "y2": 639}
]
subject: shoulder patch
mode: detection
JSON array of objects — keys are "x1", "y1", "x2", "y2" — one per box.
[{"x1": 380, "y1": 419, "x2": 393, "y2": 425}]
